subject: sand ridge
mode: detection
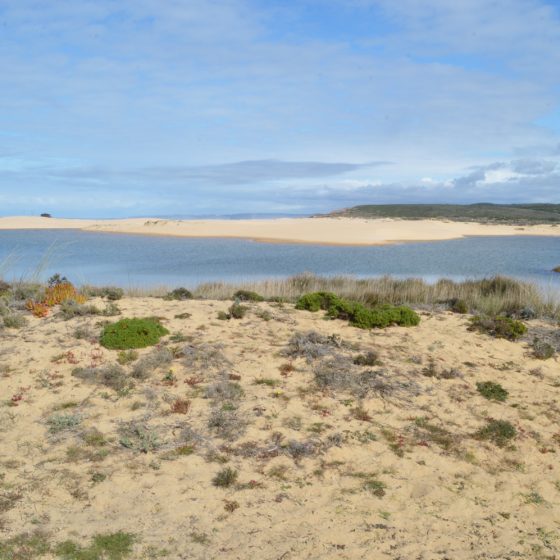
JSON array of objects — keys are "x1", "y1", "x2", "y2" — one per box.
[
  {"x1": 1, "y1": 297, "x2": 560, "y2": 558},
  {"x1": 1, "y1": 215, "x2": 560, "y2": 245}
]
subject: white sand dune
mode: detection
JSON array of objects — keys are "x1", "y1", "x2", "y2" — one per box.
[{"x1": 1, "y1": 215, "x2": 559, "y2": 245}]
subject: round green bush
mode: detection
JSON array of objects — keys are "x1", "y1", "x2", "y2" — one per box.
[
  {"x1": 233, "y1": 290, "x2": 264, "y2": 302},
  {"x1": 100, "y1": 318, "x2": 169, "y2": 350}
]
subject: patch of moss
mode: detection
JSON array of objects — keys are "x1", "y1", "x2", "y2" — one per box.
[{"x1": 100, "y1": 318, "x2": 169, "y2": 350}]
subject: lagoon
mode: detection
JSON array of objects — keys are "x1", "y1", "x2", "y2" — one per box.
[{"x1": 0, "y1": 229, "x2": 558, "y2": 289}]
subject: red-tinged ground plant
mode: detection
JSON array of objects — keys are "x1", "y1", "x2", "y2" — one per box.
[
  {"x1": 25, "y1": 300, "x2": 50, "y2": 318},
  {"x1": 26, "y1": 279, "x2": 87, "y2": 318}
]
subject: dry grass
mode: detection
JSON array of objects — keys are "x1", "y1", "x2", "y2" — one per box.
[{"x1": 114, "y1": 274, "x2": 560, "y2": 319}]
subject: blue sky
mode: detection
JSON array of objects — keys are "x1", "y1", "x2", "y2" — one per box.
[{"x1": 1, "y1": 0, "x2": 560, "y2": 217}]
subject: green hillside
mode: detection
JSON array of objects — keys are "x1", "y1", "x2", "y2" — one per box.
[{"x1": 323, "y1": 203, "x2": 560, "y2": 224}]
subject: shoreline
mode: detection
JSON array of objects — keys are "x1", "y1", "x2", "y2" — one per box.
[{"x1": 1, "y1": 215, "x2": 560, "y2": 246}]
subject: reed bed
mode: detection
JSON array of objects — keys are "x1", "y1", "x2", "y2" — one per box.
[
  {"x1": 2, "y1": 273, "x2": 559, "y2": 320},
  {"x1": 122, "y1": 273, "x2": 560, "y2": 320}
]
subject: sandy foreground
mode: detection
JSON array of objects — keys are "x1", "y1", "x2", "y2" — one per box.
[
  {"x1": 1, "y1": 215, "x2": 560, "y2": 245},
  {"x1": 1, "y1": 297, "x2": 560, "y2": 559}
]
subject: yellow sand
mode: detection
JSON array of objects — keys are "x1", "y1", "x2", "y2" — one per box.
[
  {"x1": 1, "y1": 215, "x2": 559, "y2": 245},
  {"x1": 1, "y1": 298, "x2": 559, "y2": 558}
]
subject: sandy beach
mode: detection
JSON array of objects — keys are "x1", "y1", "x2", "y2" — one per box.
[
  {"x1": 1, "y1": 215, "x2": 559, "y2": 245},
  {"x1": 1, "y1": 294, "x2": 559, "y2": 558}
]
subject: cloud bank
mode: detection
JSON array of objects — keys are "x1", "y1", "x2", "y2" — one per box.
[{"x1": 0, "y1": 0, "x2": 559, "y2": 216}]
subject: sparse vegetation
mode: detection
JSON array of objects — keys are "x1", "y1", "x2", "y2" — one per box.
[
  {"x1": 56, "y1": 531, "x2": 135, "y2": 559},
  {"x1": 1, "y1": 272, "x2": 560, "y2": 558},
  {"x1": 100, "y1": 318, "x2": 169, "y2": 349}
]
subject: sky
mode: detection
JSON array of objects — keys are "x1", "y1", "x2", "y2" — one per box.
[{"x1": 1, "y1": 0, "x2": 560, "y2": 218}]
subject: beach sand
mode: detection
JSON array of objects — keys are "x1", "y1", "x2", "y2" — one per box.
[
  {"x1": 1, "y1": 215, "x2": 559, "y2": 245},
  {"x1": 1, "y1": 296, "x2": 559, "y2": 558}
]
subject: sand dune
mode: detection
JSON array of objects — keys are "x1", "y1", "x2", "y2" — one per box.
[
  {"x1": 1, "y1": 296, "x2": 559, "y2": 558},
  {"x1": 1, "y1": 215, "x2": 559, "y2": 245}
]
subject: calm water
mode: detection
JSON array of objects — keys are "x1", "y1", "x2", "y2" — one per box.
[{"x1": 0, "y1": 229, "x2": 559, "y2": 289}]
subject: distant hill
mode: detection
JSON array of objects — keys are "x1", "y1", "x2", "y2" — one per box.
[{"x1": 321, "y1": 203, "x2": 560, "y2": 224}]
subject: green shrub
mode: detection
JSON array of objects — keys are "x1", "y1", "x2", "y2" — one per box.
[
  {"x1": 295, "y1": 292, "x2": 420, "y2": 330},
  {"x1": 212, "y1": 467, "x2": 238, "y2": 488},
  {"x1": 295, "y1": 291, "x2": 343, "y2": 312},
  {"x1": 228, "y1": 303, "x2": 248, "y2": 319},
  {"x1": 233, "y1": 289, "x2": 264, "y2": 302},
  {"x1": 469, "y1": 315, "x2": 527, "y2": 341},
  {"x1": 449, "y1": 298, "x2": 468, "y2": 314},
  {"x1": 164, "y1": 287, "x2": 193, "y2": 300},
  {"x1": 476, "y1": 381, "x2": 508, "y2": 402},
  {"x1": 100, "y1": 318, "x2": 169, "y2": 349},
  {"x1": 475, "y1": 419, "x2": 516, "y2": 447}
]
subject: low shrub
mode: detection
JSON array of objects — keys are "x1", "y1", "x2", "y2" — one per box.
[
  {"x1": 100, "y1": 318, "x2": 169, "y2": 349},
  {"x1": 295, "y1": 291, "x2": 420, "y2": 329},
  {"x1": 353, "y1": 351, "x2": 382, "y2": 366},
  {"x1": 228, "y1": 303, "x2": 248, "y2": 319},
  {"x1": 474, "y1": 419, "x2": 516, "y2": 447},
  {"x1": 72, "y1": 364, "x2": 131, "y2": 392},
  {"x1": 212, "y1": 467, "x2": 238, "y2": 488},
  {"x1": 164, "y1": 287, "x2": 193, "y2": 300},
  {"x1": 284, "y1": 331, "x2": 342, "y2": 362},
  {"x1": 117, "y1": 350, "x2": 139, "y2": 365},
  {"x1": 82, "y1": 286, "x2": 124, "y2": 300},
  {"x1": 476, "y1": 381, "x2": 508, "y2": 402},
  {"x1": 131, "y1": 347, "x2": 173, "y2": 379},
  {"x1": 208, "y1": 406, "x2": 246, "y2": 439},
  {"x1": 449, "y1": 298, "x2": 469, "y2": 314},
  {"x1": 47, "y1": 413, "x2": 81, "y2": 434},
  {"x1": 468, "y1": 315, "x2": 527, "y2": 341},
  {"x1": 58, "y1": 300, "x2": 101, "y2": 320},
  {"x1": 531, "y1": 337, "x2": 555, "y2": 360},
  {"x1": 233, "y1": 289, "x2": 264, "y2": 302},
  {"x1": 2, "y1": 313, "x2": 28, "y2": 329},
  {"x1": 119, "y1": 423, "x2": 160, "y2": 453}
]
